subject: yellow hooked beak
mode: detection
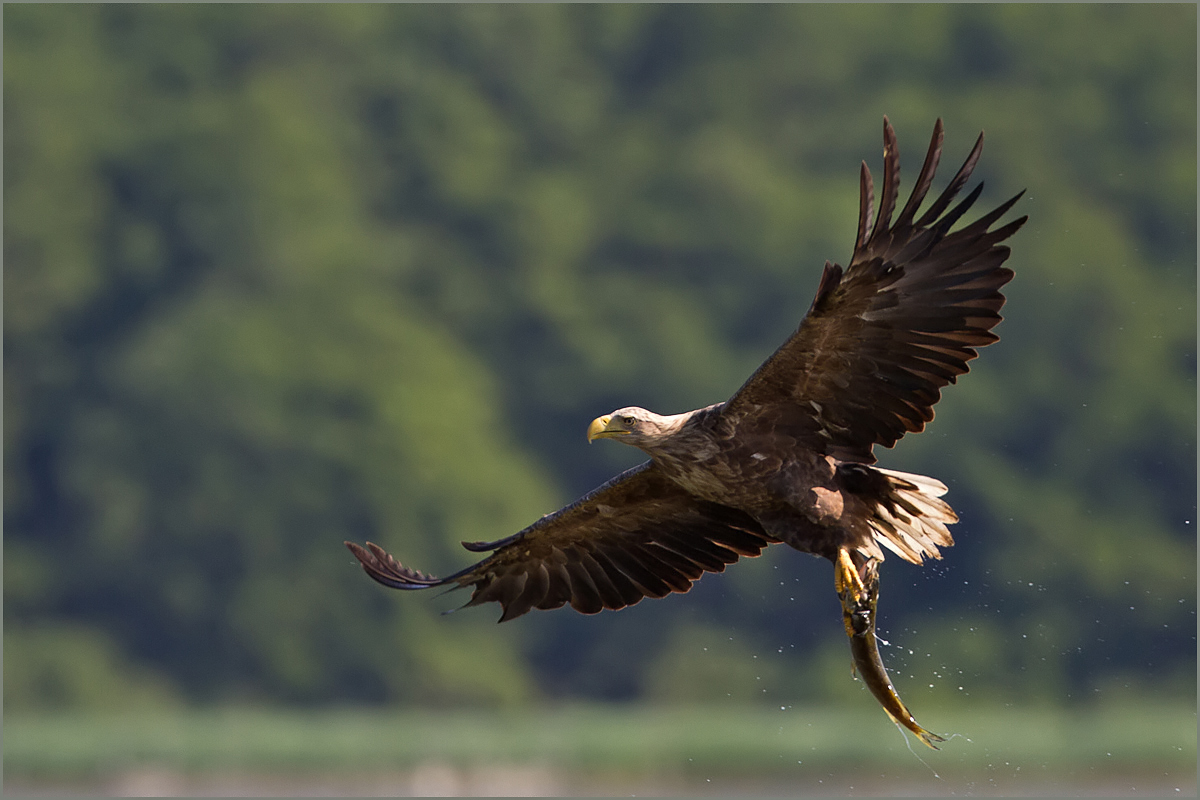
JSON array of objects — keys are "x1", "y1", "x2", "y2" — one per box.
[{"x1": 587, "y1": 414, "x2": 628, "y2": 443}]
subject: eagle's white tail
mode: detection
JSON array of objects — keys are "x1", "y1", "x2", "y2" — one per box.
[{"x1": 864, "y1": 467, "x2": 957, "y2": 564}]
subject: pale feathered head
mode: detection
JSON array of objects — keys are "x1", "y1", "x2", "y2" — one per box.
[{"x1": 586, "y1": 406, "x2": 683, "y2": 450}]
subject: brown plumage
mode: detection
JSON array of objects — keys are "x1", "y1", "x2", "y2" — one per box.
[
  {"x1": 347, "y1": 117, "x2": 1024, "y2": 743},
  {"x1": 349, "y1": 460, "x2": 779, "y2": 623}
]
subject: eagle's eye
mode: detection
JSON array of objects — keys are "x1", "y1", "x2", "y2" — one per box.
[{"x1": 622, "y1": 416, "x2": 637, "y2": 426}]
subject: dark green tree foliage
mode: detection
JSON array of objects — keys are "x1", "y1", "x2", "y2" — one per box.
[{"x1": 5, "y1": 5, "x2": 1195, "y2": 709}]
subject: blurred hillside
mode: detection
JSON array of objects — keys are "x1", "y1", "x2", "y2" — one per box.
[{"x1": 4, "y1": 4, "x2": 1195, "y2": 714}]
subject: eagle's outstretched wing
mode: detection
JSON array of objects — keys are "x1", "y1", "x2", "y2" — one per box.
[
  {"x1": 346, "y1": 462, "x2": 779, "y2": 622},
  {"x1": 722, "y1": 117, "x2": 1026, "y2": 464}
]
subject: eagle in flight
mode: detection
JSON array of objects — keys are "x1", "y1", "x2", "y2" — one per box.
[{"x1": 347, "y1": 118, "x2": 1024, "y2": 747}]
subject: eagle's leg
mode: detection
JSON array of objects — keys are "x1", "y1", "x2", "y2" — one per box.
[{"x1": 833, "y1": 546, "x2": 868, "y2": 607}]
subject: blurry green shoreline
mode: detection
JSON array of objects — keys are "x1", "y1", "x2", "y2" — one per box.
[{"x1": 7, "y1": 702, "x2": 1194, "y2": 779}]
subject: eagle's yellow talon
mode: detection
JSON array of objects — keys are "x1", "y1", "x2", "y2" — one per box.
[{"x1": 835, "y1": 547, "x2": 867, "y2": 605}]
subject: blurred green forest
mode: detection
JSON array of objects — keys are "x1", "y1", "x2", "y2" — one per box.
[{"x1": 5, "y1": 4, "x2": 1195, "y2": 716}]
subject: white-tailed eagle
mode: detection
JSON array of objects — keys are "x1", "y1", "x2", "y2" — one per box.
[{"x1": 347, "y1": 118, "x2": 1024, "y2": 747}]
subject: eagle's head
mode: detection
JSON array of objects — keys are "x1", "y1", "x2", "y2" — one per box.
[{"x1": 587, "y1": 406, "x2": 683, "y2": 449}]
